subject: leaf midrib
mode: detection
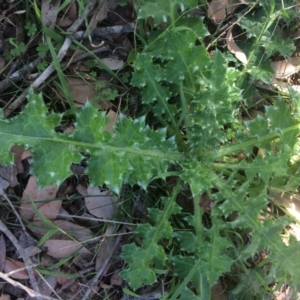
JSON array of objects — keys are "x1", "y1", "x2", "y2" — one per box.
[{"x1": 1, "y1": 131, "x2": 182, "y2": 161}]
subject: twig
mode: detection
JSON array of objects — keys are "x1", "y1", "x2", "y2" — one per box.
[
  {"x1": 22, "y1": 46, "x2": 110, "y2": 82},
  {"x1": 0, "y1": 271, "x2": 59, "y2": 300},
  {"x1": 74, "y1": 22, "x2": 135, "y2": 40},
  {"x1": 3, "y1": 0, "x2": 100, "y2": 117},
  {"x1": 0, "y1": 220, "x2": 42, "y2": 299},
  {"x1": 0, "y1": 178, "x2": 26, "y2": 232},
  {"x1": 0, "y1": 56, "x2": 43, "y2": 95},
  {"x1": 81, "y1": 226, "x2": 126, "y2": 300},
  {"x1": 0, "y1": 44, "x2": 108, "y2": 96},
  {"x1": 62, "y1": 45, "x2": 109, "y2": 68}
]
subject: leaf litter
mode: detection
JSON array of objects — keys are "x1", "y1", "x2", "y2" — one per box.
[{"x1": 0, "y1": 0, "x2": 300, "y2": 299}]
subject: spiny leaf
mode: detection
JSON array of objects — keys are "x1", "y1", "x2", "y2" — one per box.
[
  {"x1": 131, "y1": 27, "x2": 211, "y2": 126},
  {"x1": 137, "y1": 0, "x2": 198, "y2": 25},
  {"x1": 172, "y1": 227, "x2": 233, "y2": 288},
  {"x1": 120, "y1": 191, "x2": 181, "y2": 290},
  {"x1": 0, "y1": 90, "x2": 181, "y2": 192},
  {"x1": 0, "y1": 91, "x2": 82, "y2": 187}
]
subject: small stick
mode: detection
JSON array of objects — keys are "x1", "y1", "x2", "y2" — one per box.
[
  {"x1": 81, "y1": 226, "x2": 126, "y2": 300},
  {"x1": 0, "y1": 220, "x2": 42, "y2": 299},
  {"x1": 4, "y1": 0, "x2": 100, "y2": 117},
  {"x1": 0, "y1": 178, "x2": 26, "y2": 232},
  {"x1": 73, "y1": 23, "x2": 135, "y2": 40},
  {"x1": 0, "y1": 57, "x2": 43, "y2": 95},
  {"x1": 0, "y1": 271, "x2": 59, "y2": 300}
]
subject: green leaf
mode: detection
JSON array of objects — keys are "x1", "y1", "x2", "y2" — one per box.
[
  {"x1": 0, "y1": 91, "x2": 82, "y2": 187},
  {"x1": 0, "y1": 90, "x2": 181, "y2": 191},
  {"x1": 137, "y1": 0, "x2": 198, "y2": 25},
  {"x1": 131, "y1": 27, "x2": 211, "y2": 127},
  {"x1": 172, "y1": 224, "x2": 233, "y2": 290},
  {"x1": 120, "y1": 189, "x2": 181, "y2": 290}
]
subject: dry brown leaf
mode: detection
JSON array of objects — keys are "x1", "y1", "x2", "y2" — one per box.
[
  {"x1": 85, "y1": 187, "x2": 118, "y2": 219},
  {"x1": 96, "y1": 226, "x2": 115, "y2": 271},
  {"x1": 4, "y1": 258, "x2": 29, "y2": 280},
  {"x1": 33, "y1": 200, "x2": 62, "y2": 221},
  {"x1": 0, "y1": 177, "x2": 9, "y2": 192},
  {"x1": 41, "y1": 0, "x2": 61, "y2": 29},
  {"x1": 0, "y1": 294, "x2": 10, "y2": 300},
  {"x1": 39, "y1": 274, "x2": 57, "y2": 297},
  {"x1": 76, "y1": 183, "x2": 87, "y2": 195},
  {"x1": 89, "y1": 0, "x2": 118, "y2": 30},
  {"x1": 20, "y1": 176, "x2": 58, "y2": 220},
  {"x1": 0, "y1": 235, "x2": 6, "y2": 272},
  {"x1": 21, "y1": 150, "x2": 32, "y2": 160},
  {"x1": 10, "y1": 145, "x2": 25, "y2": 173},
  {"x1": 226, "y1": 27, "x2": 248, "y2": 65},
  {"x1": 273, "y1": 285, "x2": 294, "y2": 300},
  {"x1": 0, "y1": 165, "x2": 18, "y2": 187},
  {"x1": 272, "y1": 193, "x2": 300, "y2": 222},
  {"x1": 271, "y1": 193, "x2": 300, "y2": 242},
  {"x1": 110, "y1": 272, "x2": 123, "y2": 286},
  {"x1": 207, "y1": 0, "x2": 240, "y2": 24},
  {"x1": 28, "y1": 220, "x2": 93, "y2": 242},
  {"x1": 101, "y1": 57, "x2": 124, "y2": 70},
  {"x1": 271, "y1": 57, "x2": 300, "y2": 79},
  {"x1": 43, "y1": 240, "x2": 90, "y2": 259},
  {"x1": 56, "y1": 0, "x2": 77, "y2": 27},
  {"x1": 104, "y1": 110, "x2": 119, "y2": 134},
  {"x1": 211, "y1": 280, "x2": 227, "y2": 300},
  {"x1": 22, "y1": 245, "x2": 41, "y2": 257},
  {"x1": 10, "y1": 15, "x2": 25, "y2": 43},
  {"x1": 65, "y1": 77, "x2": 95, "y2": 107},
  {"x1": 57, "y1": 276, "x2": 68, "y2": 286}
]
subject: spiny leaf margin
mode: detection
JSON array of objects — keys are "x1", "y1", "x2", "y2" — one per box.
[{"x1": 0, "y1": 90, "x2": 181, "y2": 192}]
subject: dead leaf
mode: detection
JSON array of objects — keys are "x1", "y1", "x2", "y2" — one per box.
[
  {"x1": 89, "y1": 0, "x2": 118, "y2": 29},
  {"x1": 0, "y1": 165, "x2": 18, "y2": 187},
  {"x1": 11, "y1": 145, "x2": 25, "y2": 173},
  {"x1": 4, "y1": 258, "x2": 29, "y2": 280},
  {"x1": 0, "y1": 235, "x2": 6, "y2": 272},
  {"x1": 207, "y1": 0, "x2": 240, "y2": 24},
  {"x1": 104, "y1": 110, "x2": 118, "y2": 134},
  {"x1": 85, "y1": 187, "x2": 118, "y2": 219},
  {"x1": 57, "y1": 275, "x2": 69, "y2": 286},
  {"x1": 41, "y1": 0, "x2": 61, "y2": 29},
  {"x1": 96, "y1": 226, "x2": 115, "y2": 271},
  {"x1": 271, "y1": 192, "x2": 300, "y2": 242},
  {"x1": 271, "y1": 57, "x2": 300, "y2": 79},
  {"x1": 274, "y1": 285, "x2": 294, "y2": 300},
  {"x1": 110, "y1": 272, "x2": 123, "y2": 286},
  {"x1": 33, "y1": 199, "x2": 62, "y2": 221},
  {"x1": 22, "y1": 245, "x2": 41, "y2": 257},
  {"x1": 226, "y1": 27, "x2": 248, "y2": 65},
  {"x1": 28, "y1": 220, "x2": 93, "y2": 242},
  {"x1": 20, "y1": 176, "x2": 58, "y2": 220},
  {"x1": 101, "y1": 57, "x2": 124, "y2": 70},
  {"x1": 0, "y1": 177, "x2": 9, "y2": 192},
  {"x1": 211, "y1": 280, "x2": 227, "y2": 300},
  {"x1": 43, "y1": 240, "x2": 90, "y2": 259},
  {"x1": 0, "y1": 294, "x2": 10, "y2": 300},
  {"x1": 65, "y1": 77, "x2": 95, "y2": 107},
  {"x1": 21, "y1": 150, "x2": 32, "y2": 160},
  {"x1": 56, "y1": 0, "x2": 77, "y2": 27},
  {"x1": 39, "y1": 274, "x2": 57, "y2": 297},
  {"x1": 272, "y1": 193, "x2": 300, "y2": 222}
]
